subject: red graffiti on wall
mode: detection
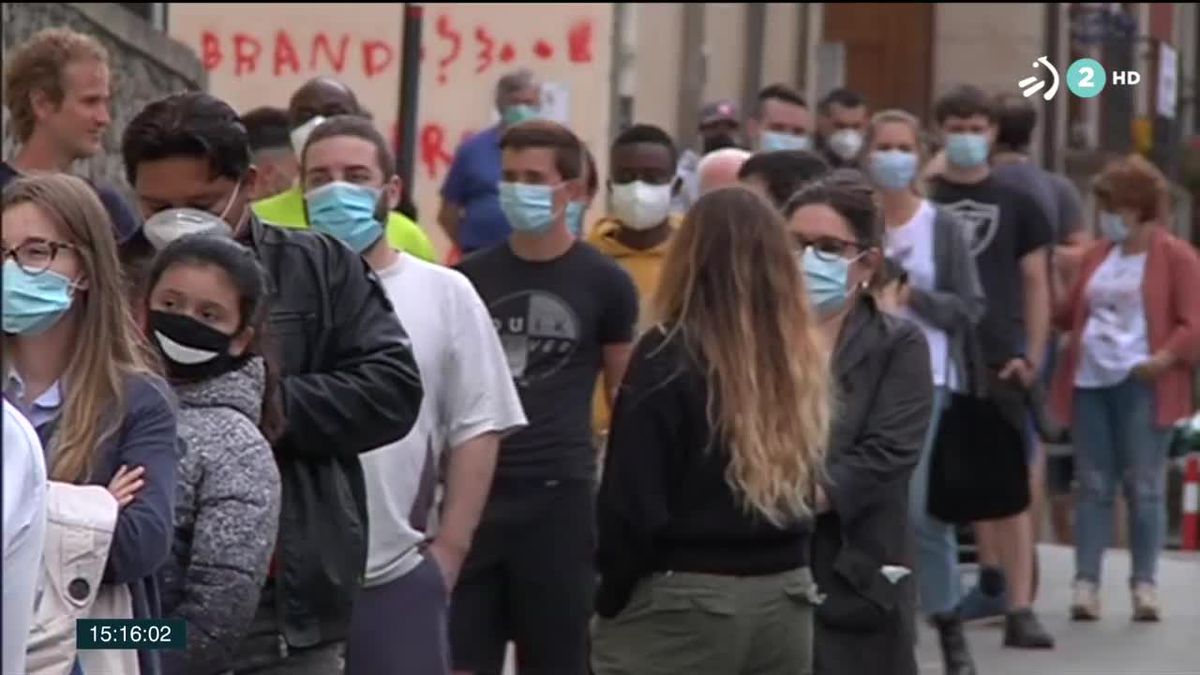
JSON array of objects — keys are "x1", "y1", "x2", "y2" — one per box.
[
  {"x1": 434, "y1": 14, "x2": 462, "y2": 84},
  {"x1": 311, "y1": 33, "x2": 350, "y2": 73},
  {"x1": 363, "y1": 40, "x2": 394, "y2": 78},
  {"x1": 568, "y1": 20, "x2": 593, "y2": 63},
  {"x1": 199, "y1": 17, "x2": 597, "y2": 83},
  {"x1": 420, "y1": 123, "x2": 455, "y2": 180},
  {"x1": 274, "y1": 30, "x2": 301, "y2": 76},
  {"x1": 201, "y1": 30, "x2": 400, "y2": 78},
  {"x1": 532, "y1": 39, "x2": 554, "y2": 60},
  {"x1": 475, "y1": 26, "x2": 495, "y2": 74},
  {"x1": 201, "y1": 31, "x2": 222, "y2": 70},
  {"x1": 233, "y1": 33, "x2": 262, "y2": 76}
]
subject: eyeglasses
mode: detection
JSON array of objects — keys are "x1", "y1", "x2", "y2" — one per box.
[
  {"x1": 1, "y1": 239, "x2": 78, "y2": 275},
  {"x1": 792, "y1": 234, "x2": 868, "y2": 262}
]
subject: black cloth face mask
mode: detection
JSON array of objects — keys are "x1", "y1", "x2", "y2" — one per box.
[{"x1": 149, "y1": 310, "x2": 244, "y2": 381}]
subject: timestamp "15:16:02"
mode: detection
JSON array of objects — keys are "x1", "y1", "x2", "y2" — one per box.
[{"x1": 77, "y1": 619, "x2": 187, "y2": 651}]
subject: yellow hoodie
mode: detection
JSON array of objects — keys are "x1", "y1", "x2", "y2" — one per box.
[{"x1": 586, "y1": 215, "x2": 678, "y2": 437}]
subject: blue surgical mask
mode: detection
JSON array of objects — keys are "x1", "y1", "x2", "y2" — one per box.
[
  {"x1": 761, "y1": 130, "x2": 812, "y2": 152},
  {"x1": 499, "y1": 182, "x2": 563, "y2": 235},
  {"x1": 868, "y1": 150, "x2": 919, "y2": 191},
  {"x1": 3, "y1": 260, "x2": 76, "y2": 335},
  {"x1": 305, "y1": 181, "x2": 385, "y2": 254},
  {"x1": 944, "y1": 133, "x2": 990, "y2": 168},
  {"x1": 1098, "y1": 211, "x2": 1129, "y2": 243},
  {"x1": 800, "y1": 248, "x2": 852, "y2": 316},
  {"x1": 566, "y1": 201, "x2": 586, "y2": 237},
  {"x1": 502, "y1": 104, "x2": 540, "y2": 127}
]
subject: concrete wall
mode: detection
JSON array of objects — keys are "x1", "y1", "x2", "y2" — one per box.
[
  {"x1": 1, "y1": 3, "x2": 206, "y2": 190},
  {"x1": 932, "y1": 3, "x2": 1046, "y2": 99},
  {"x1": 168, "y1": 2, "x2": 613, "y2": 257},
  {"x1": 631, "y1": 3, "x2": 683, "y2": 136},
  {"x1": 703, "y1": 3, "x2": 747, "y2": 105}
]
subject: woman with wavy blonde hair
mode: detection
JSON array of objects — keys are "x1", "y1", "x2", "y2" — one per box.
[
  {"x1": 592, "y1": 186, "x2": 830, "y2": 675},
  {"x1": 3, "y1": 173, "x2": 177, "y2": 675}
]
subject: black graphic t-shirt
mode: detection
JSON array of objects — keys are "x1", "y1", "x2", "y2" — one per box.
[
  {"x1": 457, "y1": 241, "x2": 639, "y2": 479},
  {"x1": 930, "y1": 175, "x2": 1052, "y2": 366}
]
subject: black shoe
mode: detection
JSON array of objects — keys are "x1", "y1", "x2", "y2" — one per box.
[
  {"x1": 1003, "y1": 608, "x2": 1055, "y2": 649},
  {"x1": 933, "y1": 612, "x2": 977, "y2": 675}
]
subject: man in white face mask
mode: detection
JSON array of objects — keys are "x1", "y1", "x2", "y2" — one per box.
[
  {"x1": 817, "y1": 88, "x2": 870, "y2": 169},
  {"x1": 585, "y1": 123, "x2": 680, "y2": 443}
]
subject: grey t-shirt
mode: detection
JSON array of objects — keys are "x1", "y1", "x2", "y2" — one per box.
[{"x1": 992, "y1": 160, "x2": 1083, "y2": 245}]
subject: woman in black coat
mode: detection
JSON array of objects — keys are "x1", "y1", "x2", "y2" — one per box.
[{"x1": 786, "y1": 171, "x2": 934, "y2": 675}]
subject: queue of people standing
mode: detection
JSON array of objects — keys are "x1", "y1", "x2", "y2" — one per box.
[{"x1": 4, "y1": 24, "x2": 1199, "y2": 675}]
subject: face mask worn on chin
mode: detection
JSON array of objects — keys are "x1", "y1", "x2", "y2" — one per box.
[
  {"x1": 611, "y1": 181, "x2": 673, "y2": 231},
  {"x1": 149, "y1": 310, "x2": 244, "y2": 381},
  {"x1": 306, "y1": 181, "x2": 386, "y2": 253},
  {"x1": 499, "y1": 182, "x2": 564, "y2": 235},
  {"x1": 142, "y1": 182, "x2": 243, "y2": 251},
  {"x1": 760, "y1": 130, "x2": 812, "y2": 153},
  {"x1": 566, "y1": 201, "x2": 586, "y2": 237},
  {"x1": 869, "y1": 150, "x2": 919, "y2": 191},
  {"x1": 2, "y1": 261, "x2": 77, "y2": 335},
  {"x1": 1098, "y1": 211, "x2": 1130, "y2": 243},
  {"x1": 944, "y1": 133, "x2": 990, "y2": 168},
  {"x1": 800, "y1": 247, "x2": 853, "y2": 317},
  {"x1": 290, "y1": 115, "x2": 326, "y2": 156},
  {"x1": 502, "y1": 104, "x2": 540, "y2": 127},
  {"x1": 828, "y1": 129, "x2": 864, "y2": 161}
]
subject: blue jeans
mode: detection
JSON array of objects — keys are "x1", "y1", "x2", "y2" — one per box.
[
  {"x1": 1072, "y1": 377, "x2": 1171, "y2": 586},
  {"x1": 908, "y1": 386, "x2": 962, "y2": 615}
]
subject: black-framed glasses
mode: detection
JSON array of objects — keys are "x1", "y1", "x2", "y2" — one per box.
[
  {"x1": 792, "y1": 233, "x2": 867, "y2": 262},
  {"x1": 1, "y1": 239, "x2": 78, "y2": 275}
]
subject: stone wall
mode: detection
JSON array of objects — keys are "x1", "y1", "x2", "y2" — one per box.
[{"x1": 1, "y1": 2, "x2": 205, "y2": 192}]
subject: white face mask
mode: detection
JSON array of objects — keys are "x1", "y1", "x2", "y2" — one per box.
[
  {"x1": 142, "y1": 208, "x2": 234, "y2": 251},
  {"x1": 290, "y1": 115, "x2": 326, "y2": 156},
  {"x1": 141, "y1": 182, "x2": 242, "y2": 250},
  {"x1": 611, "y1": 181, "x2": 673, "y2": 231},
  {"x1": 828, "y1": 129, "x2": 864, "y2": 161}
]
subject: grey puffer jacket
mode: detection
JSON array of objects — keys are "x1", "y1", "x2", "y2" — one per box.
[{"x1": 158, "y1": 357, "x2": 282, "y2": 675}]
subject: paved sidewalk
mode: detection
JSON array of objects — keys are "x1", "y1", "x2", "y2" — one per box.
[{"x1": 916, "y1": 544, "x2": 1200, "y2": 675}]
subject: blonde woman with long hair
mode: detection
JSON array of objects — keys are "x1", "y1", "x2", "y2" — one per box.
[
  {"x1": 592, "y1": 186, "x2": 830, "y2": 675},
  {"x1": 3, "y1": 174, "x2": 178, "y2": 675}
]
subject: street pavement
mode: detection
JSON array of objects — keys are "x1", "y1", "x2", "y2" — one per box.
[{"x1": 916, "y1": 544, "x2": 1200, "y2": 675}]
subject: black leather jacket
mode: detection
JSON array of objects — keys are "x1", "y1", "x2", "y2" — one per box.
[{"x1": 247, "y1": 216, "x2": 423, "y2": 648}]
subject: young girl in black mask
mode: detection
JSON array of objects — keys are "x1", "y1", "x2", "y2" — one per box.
[{"x1": 143, "y1": 234, "x2": 283, "y2": 675}]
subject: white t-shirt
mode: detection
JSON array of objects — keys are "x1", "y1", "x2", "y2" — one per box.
[
  {"x1": 3, "y1": 399, "x2": 47, "y2": 675},
  {"x1": 360, "y1": 254, "x2": 527, "y2": 587},
  {"x1": 885, "y1": 200, "x2": 957, "y2": 389},
  {"x1": 1076, "y1": 247, "x2": 1149, "y2": 388}
]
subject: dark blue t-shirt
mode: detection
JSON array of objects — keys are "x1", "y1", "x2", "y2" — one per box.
[
  {"x1": 440, "y1": 126, "x2": 510, "y2": 252},
  {"x1": 0, "y1": 161, "x2": 142, "y2": 244}
]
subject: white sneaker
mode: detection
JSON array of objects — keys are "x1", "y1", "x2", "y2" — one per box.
[
  {"x1": 1132, "y1": 582, "x2": 1161, "y2": 622},
  {"x1": 1070, "y1": 579, "x2": 1101, "y2": 621}
]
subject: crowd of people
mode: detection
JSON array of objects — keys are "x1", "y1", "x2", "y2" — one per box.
[{"x1": 3, "y1": 24, "x2": 1200, "y2": 675}]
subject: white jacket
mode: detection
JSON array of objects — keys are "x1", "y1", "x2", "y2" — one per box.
[{"x1": 25, "y1": 482, "x2": 139, "y2": 675}]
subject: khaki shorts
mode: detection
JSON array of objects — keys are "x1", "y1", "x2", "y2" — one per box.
[{"x1": 591, "y1": 567, "x2": 820, "y2": 675}]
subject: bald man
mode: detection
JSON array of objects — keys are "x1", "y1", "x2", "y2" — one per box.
[
  {"x1": 697, "y1": 147, "x2": 752, "y2": 195},
  {"x1": 253, "y1": 78, "x2": 438, "y2": 262}
]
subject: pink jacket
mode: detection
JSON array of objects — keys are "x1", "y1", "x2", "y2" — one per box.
[{"x1": 1051, "y1": 227, "x2": 1200, "y2": 427}]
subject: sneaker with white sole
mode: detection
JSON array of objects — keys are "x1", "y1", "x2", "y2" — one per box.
[
  {"x1": 1070, "y1": 579, "x2": 1100, "y2": 621},
  {"x1": 1132, "y1": 582, "x2": 1161, "y2": 622}
]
